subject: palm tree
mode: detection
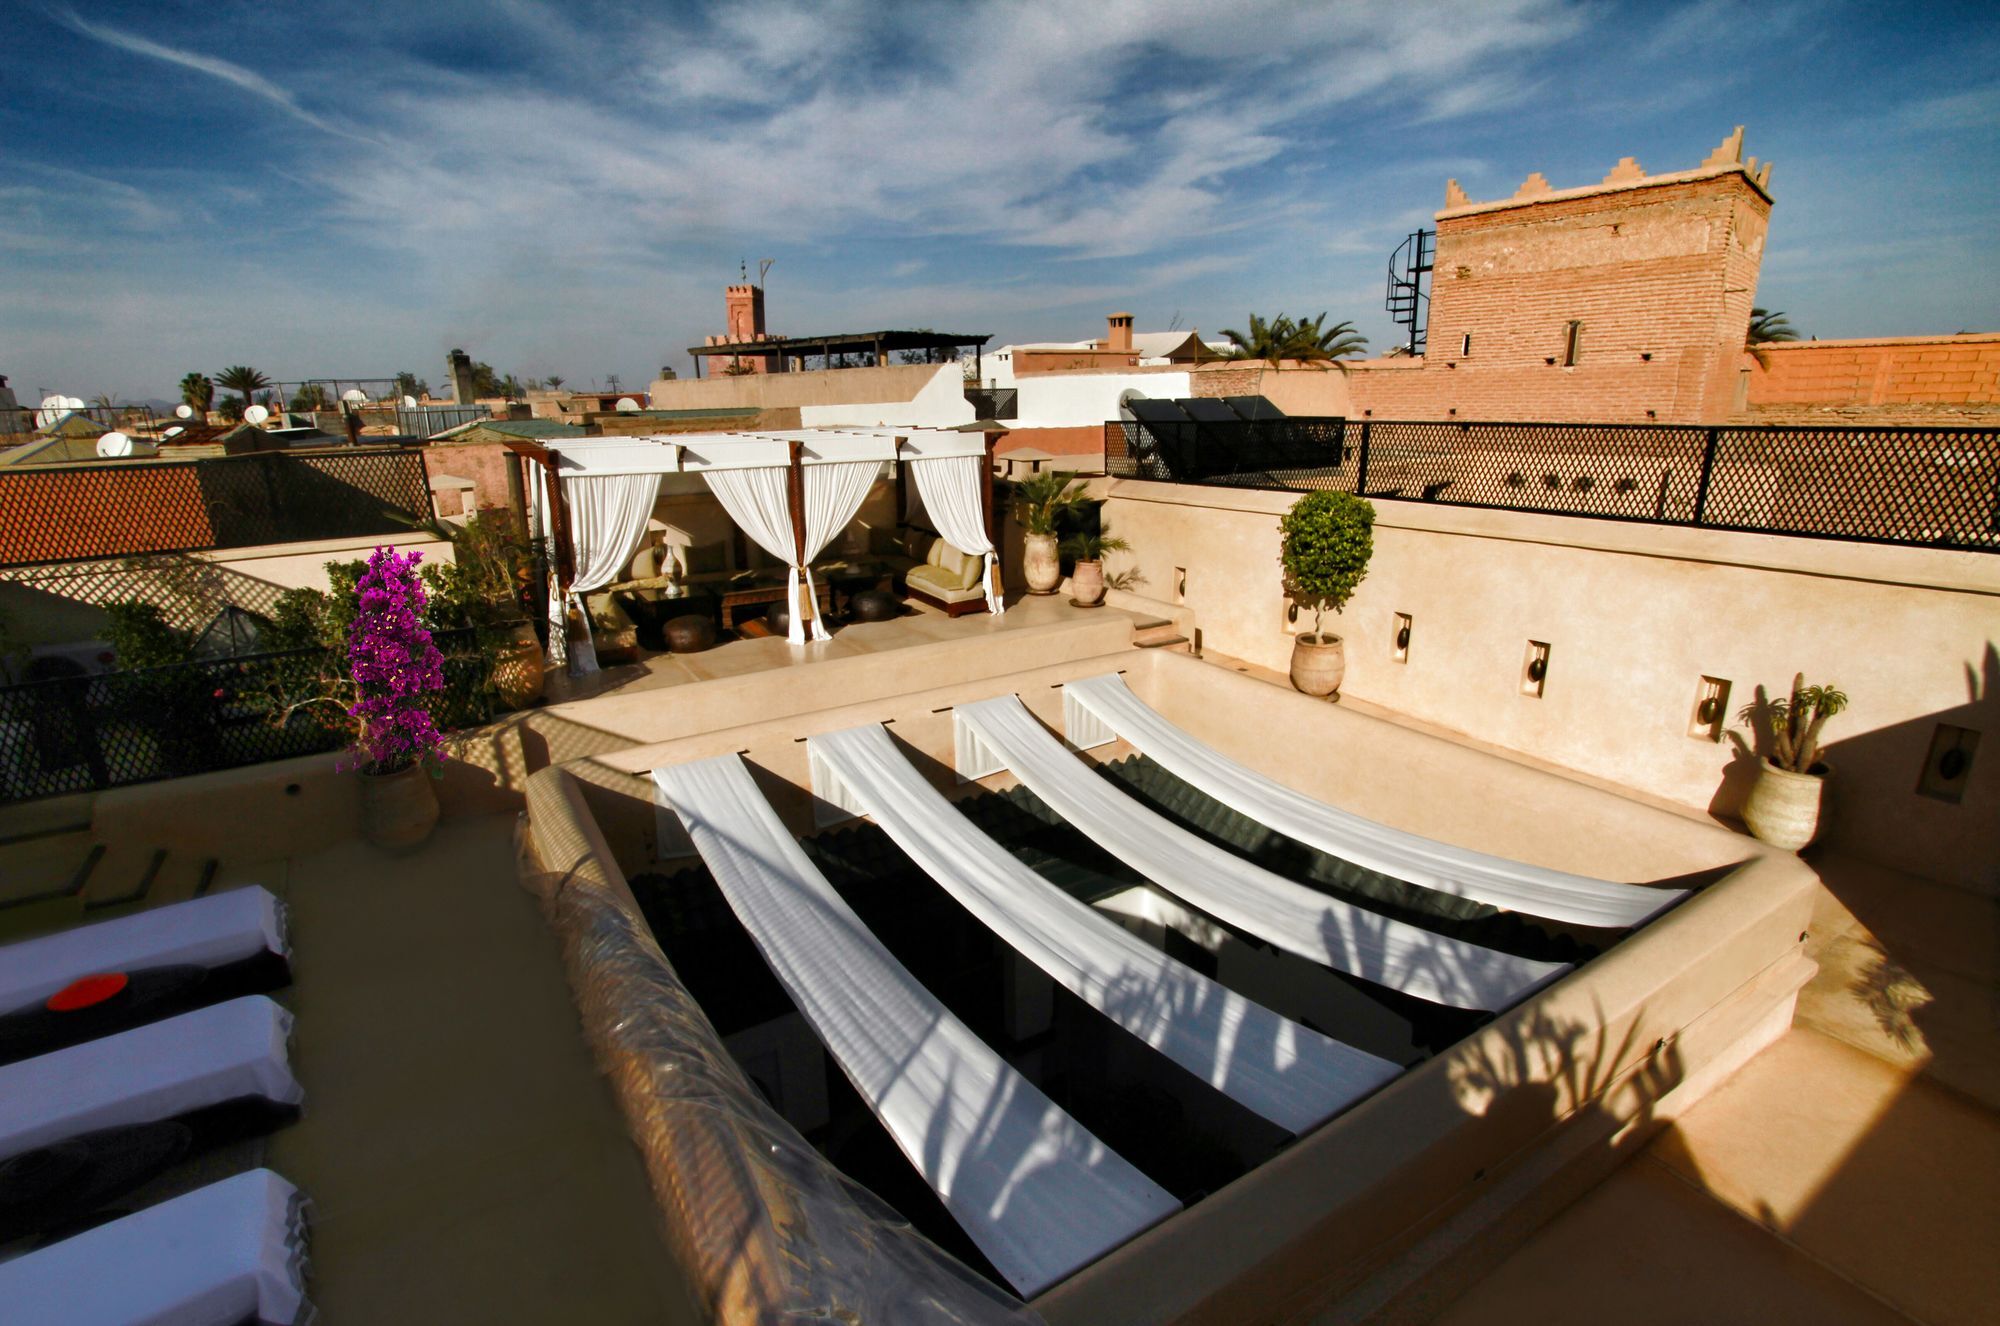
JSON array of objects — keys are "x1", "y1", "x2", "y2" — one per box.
[
  {"x1": 1747, "y1": 308, "x2": 1801, "y2": 369},
  {"x1": 1748, "y1": 308, "x2": 1799, "y2": 345},
  {"x1": 545, "y1": 375, "x2": 566, "y2": 391},
  {"x1": 215, "y1": 366, "x2": 272, "y2": 413},
  {"x1": 179, "y1": 373, "x2": 214, "y2": 411},
  {"x1": 1219, "y1": 312, "x2": 1369, "y2": 369}
]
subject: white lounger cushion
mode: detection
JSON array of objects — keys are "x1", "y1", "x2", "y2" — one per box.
[
  {"x1": 653, "y1": 753, "x2": 1179, "y2": 1297},
  {"x1": 0, "y1": 996, "x2": 302, "y2": 1162},
  {"x1": 0, "y1": 886, "x2": 287, "y2": 1014},
  {"x1": 958, "y1": 695, "x2": 1566, "y2": 1012},
  {"x1": 0, "y1": 1167, "x2": 312, "y2": 1326},
  {"x1": 1064, "y1": 673, "x2": 1685, "y2": 929},
  {"x1": 808, "y1": 723, "x2": 1402, "y2": 1135}
]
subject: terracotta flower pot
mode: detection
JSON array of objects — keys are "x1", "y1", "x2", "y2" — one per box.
[
  {"x1": 1290, "y1": 633, "x2": 1346, "y2": 698},
  {"x1": 1071, "y1": 559, "x2": 1106, "y2": 606},
  {"x1": 360, "y1": 763, "x2": 440, "y2": 853},
  {"x1": 490, "y1": 622, "x2": 545, "y2": 711},
  {"x1": 1023, "y1": 532, "x2": 1062, "y2": 595},
  {"x1": 1741, "y1": 758, "x2": 1832, "y2": 852}
]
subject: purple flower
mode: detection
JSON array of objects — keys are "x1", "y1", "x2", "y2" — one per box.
[{"x1": 343, "y1": 547, "x2": 448, "y2": 775}]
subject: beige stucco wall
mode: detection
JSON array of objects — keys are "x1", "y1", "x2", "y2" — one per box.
[
  {"x1": 647, "y1": 362, "x2": 951, "y2": 413},
  {"x1": 1103, "y1": 480, "x2": 1999, "y2": 892}
]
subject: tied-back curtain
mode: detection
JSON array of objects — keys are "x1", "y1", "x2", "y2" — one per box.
[
  {"x1": 539, "y1": 471, "x2": 662, "y2": 673},
  {"x1": 703, "y1": 466, "x2": 814, "y2": 644},
  {"x1": 704, "y1": 462, "x2": 881, "y2": 644},
  {"x1": 909, "y1": 456, "x2": 1003, "y2": 615}
]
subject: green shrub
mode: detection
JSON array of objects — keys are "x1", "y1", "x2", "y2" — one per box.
[
  {"x1": 1278, "y1": 491, "x2": 1374, "y2": 641},
  {"x1": 102, "y1": 602, "x2": 195, "y2": 670},
  {"x1": 1011, "y1": 471, "x2": 1088, "y2": 536}
]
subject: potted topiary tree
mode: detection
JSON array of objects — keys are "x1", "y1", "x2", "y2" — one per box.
[
  {"x1": 1011, "y1": 471, "x2": 1088, "y2": 594},
  {"x1": 1278, "y1": 491, "x2": 1375, "y2": 697},
  {"x1": 1737, "y1": 673, "x2": 1848, "y2": 851},
  {"x1": 347, "y1": 547, "x2": 448, "y2": 851},
  {"x1": 1060, "y1": 525, "x2": 1131, "y2": 607}
]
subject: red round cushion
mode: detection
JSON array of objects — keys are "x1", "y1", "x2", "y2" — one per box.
[{"x1": 45, "y1": 972, "x2": 130, "y2": 1013}]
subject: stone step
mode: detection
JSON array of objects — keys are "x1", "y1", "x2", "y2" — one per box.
[
  {"x1": 1133, "y1": 629, "x2": 1190, "y2": 651},
  {"x1": 81, "y1": 842, "x2": 167, "y2": 911},
  {"x1": 0, "y1": 832, "x2": 98, "y2": 907}
]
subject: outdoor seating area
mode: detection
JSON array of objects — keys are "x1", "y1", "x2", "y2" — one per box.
[{"x1": 518, "y1": 427, "x2": 1008, "y2": 671}]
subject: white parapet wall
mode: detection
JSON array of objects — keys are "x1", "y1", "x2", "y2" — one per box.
[{"x1": 1102, "y1": 478, "x2": 2000, "y2": 894}]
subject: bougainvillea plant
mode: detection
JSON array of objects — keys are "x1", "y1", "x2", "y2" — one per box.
[{"x1": 345, "y1": 547, "x2": 447, "y2": 776}]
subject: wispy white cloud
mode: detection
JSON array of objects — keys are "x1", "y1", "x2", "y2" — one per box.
[{"x1": 48, "y1": 5, "x2": 382, "y2": 146}]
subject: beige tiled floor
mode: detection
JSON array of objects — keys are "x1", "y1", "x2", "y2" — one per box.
[
  {"x1": 1444, "y1": 1028, "x2": 2000, "y2": 1325},
  {"x1": 545, "y1": 591, "x2": 1146, "y2": 703},
  {"x1": 266, "y1": 814, "x2": 703, "y2": 1325}
]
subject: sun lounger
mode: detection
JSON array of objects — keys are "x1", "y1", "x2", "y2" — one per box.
[
  {"x1": 808, "y1": 723, "x2": 1402, "y2": 1135},
  {"x1": 653, "y1": 752, "x2": 1179, "y2": 1296},
  {"x1": 958, "y1": 694, "x2": 1567, "y2": 1012},
  {"x1": 1064, "y1": 673, "x2": 1685, "y2": 929},
  {"x1": 0, "y1": 996, "x2": 303, "y2": 1165},
  {"x1": 0, "y1": 887, "x2": 290, "y2": 1065},
  {"x1": 0, "y1": 1168, "x2": 312, "y2": 1325}
]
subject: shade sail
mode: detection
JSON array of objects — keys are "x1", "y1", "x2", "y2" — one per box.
[
  {"x1": 652, "y1": 754, "x2": 1178, "y2": 1297},
  {"x1": 808, "y1": 723, "x2": 1402, "y2": 1135},
  {"x1": 544, "y1": 437, "x2": 682, "y2": 477},
  {"x1": 957, "y1": 696, "x2": 1566, "y2": 1012},
  {"x1": 1063, "y1": 673, "x2": 1684, "y2": 928}
]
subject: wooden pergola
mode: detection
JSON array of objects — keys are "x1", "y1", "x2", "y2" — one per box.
[
  {"x1": 501, "y1": 428, "x2": 1006, "y2": 635},
  {"x1": 687, "y1": 330, "x2": 990, "y2": 378}
]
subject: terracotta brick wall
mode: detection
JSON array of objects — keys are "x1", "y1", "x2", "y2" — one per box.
[
  {"x1": 1349, "y1": 171, "x2": 1771, "y2": 424},
  {"x1": 1738, "y1": 336, "x2": 2000, "y2": 424}
]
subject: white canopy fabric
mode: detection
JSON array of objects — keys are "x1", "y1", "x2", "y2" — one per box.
[
  {"x1": 911, "y1": 455, "x2": 1004, "y2": 616},
  {"x1": 652, "y1": 753, "x2": 1179, "y2": 1297},
  {"x1": 0, "y1": 996, "x2": 303, "y2": 1162},
  {"x1": 545, "y1": 436, "x2": 682, "y2": 477},
  {"x1": 808, "y1": 724, "x2": 1402, "y2": 1134},
  {"x1": 0, "y1": 886, "x2": 285, "y2": 1014},
  {"x1": 1064, "y1": 674, "x2": 1684, "y2": 929},
  {"x1": 956, "y1": 696, "x2": 1566, "y2": 1012},
  {"x1": 0, "y1": 1168, "x2": 312, "y2": 1326},
  {"x1": 799, "y1": 460, "x2": 884, "y2": 641},
  {"x1": 546, "y1": 470, "x2": 663, "y2": 672}
]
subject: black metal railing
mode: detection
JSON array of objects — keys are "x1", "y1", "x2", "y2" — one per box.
[
  {"x1": 0, "y1": 628, "x2": 496, "y2": 802},
  {"x1": 0, "y1": 448, "x2": 433, "y2": 568},
  {"x1": 1106, "y1": 418, "x2": 2000, "y2": 552}
]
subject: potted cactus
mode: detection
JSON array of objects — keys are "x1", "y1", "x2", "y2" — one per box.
[
  {"x1": 1279, "y1": 491, "x2": 1375, "y2": 697},
  {"x1": 1011, "y1": 471, "x2": 1088, "y2": 594},
  {"x1": 1060, "y1": 526, "x2": 1131, "y2": 607},
  {"x1": 1737, "y1": 674, "x2": 1849, "y2": 851}
]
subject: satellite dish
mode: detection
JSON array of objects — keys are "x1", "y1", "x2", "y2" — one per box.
[
  {"x1": 175, "y1": 403, "x2": 195, "y2": 420},
  {"x1": 244, "y1": 404, "x2": 270, "y2": 425},
  {"x1": 401, "y1": 395, "x2": 418, "y2": 408},
  {"x1": 65, "y1": 396, "x2": 83, "y2": 409},
  {"x1": 163, "y1": 426, "x2": 185, "y2": 439},
  {"x1": 615, "y1": 396, "x2": 640, "y2": 412},
  {"x1": 341, "y1": 388, "x2": 367, "y2": 404},
  {"x1": 96, "y1": 431, "x2": 155, "y2": 458}
]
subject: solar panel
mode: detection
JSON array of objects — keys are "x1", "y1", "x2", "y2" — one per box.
[
  {"x1": 1125, "y1": 398, "x2": 1191, "y2": 424},
  {"x1": 1179, "y1": 398, "x2": 1242, "y2": 423},
  {"x1": 1222, "y1": 395, "x2": 1287, "y2": 421}
]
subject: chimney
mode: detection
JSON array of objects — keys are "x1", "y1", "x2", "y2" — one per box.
[
  {"x1": 1107, "y1": 312, "x2": 1134, "y2": 354},
  {"x1": 446, "y1": 348, "x2": 477, "y2": 404}
]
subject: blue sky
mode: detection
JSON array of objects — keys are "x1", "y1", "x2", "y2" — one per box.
[{"x1": 3, "y1": 0, "x2": 1995, "y2": 402}]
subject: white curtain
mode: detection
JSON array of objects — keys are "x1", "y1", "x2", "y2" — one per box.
[
  {"x1": 909, "y1": 455, "x2": 1003, "y2": 615},
  {"x1": 536, "y1": 470, "x2": 662, "y2": 673},
  {"x1": 705, "y1": 462, "x2": 880, "y2": 644}
]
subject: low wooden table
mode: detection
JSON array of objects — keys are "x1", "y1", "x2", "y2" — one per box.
[{"x1": 715, "y1": 570, "x2": 833, "y2": 631}]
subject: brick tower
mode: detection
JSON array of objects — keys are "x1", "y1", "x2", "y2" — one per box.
[{"x1": 1355, "y1": 128, "x2": 1775, "y2": 424}]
